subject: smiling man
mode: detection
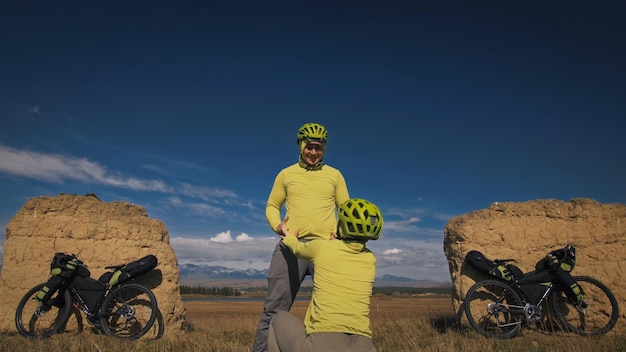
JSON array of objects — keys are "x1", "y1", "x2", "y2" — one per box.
[{"x1": 252, "y1": 122, "x2": 350, "y2": 352}]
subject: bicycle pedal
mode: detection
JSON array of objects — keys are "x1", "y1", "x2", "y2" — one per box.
[{"x1": 87, "y1": 317, "x2": 101, "y2": 326}]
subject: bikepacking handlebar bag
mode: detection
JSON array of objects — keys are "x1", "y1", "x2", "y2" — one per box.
[
  {"x1": 535, "y1": 246, "x2": 576, "y2": 272},
  {"x1": 49, "y1": 252, "x2": 90, "y2": 279},
  {"x1": 98, "y1": 254, "x2": 158, "y2": 287},
  {"x1": 464, "y1": 250, "x2": 522, "y2": 282}
]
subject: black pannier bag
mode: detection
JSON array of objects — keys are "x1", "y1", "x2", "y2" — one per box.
[
  {"x1": 535, "y1": 245, "x2": 584, "y2": 304},
  {"x1": 99, "y1": 254, "x2": 158, "y2": 287},
  {"x1": 517, "y1": 270, "x2": 553, "y2": 305},
  {"x1": 72, "y1": 275, "x2": 107, "y2": 314},
  {"x1": 35, "y1": 275, "x2": 65, "y2": 305},
  {"x1": 553, "y1": 269, "x2": 585, "y2": 304},
  {"x1": 465, "y1": 250, "x2": 521, "y2": 282}
]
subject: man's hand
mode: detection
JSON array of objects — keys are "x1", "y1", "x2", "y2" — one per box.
[
  {"x1": 278, "y1": 215, "x2": 300, "y2": 239},
  {"x1": 277, "y1": 215, "x2": 289, "y2": 239}
]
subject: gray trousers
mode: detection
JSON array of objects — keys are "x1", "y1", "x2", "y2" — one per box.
[
  {"x1": 268, "y1": 311, "x2": 377, "y2": 352},
  {"x1": 252, "y1": 241, "x2": 314, "y2": 352}
]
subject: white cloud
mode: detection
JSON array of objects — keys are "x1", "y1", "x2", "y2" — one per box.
[
  {"x1": 0, "y1": 145, "x2": 246, "y2": 218},
  {"x1": 0, "y1": 144, "x2": 171, "y2": 192},
  {"x1": 383, "y1": 220, "x2": 417, "y2": 232},
  {"x1": 179, "y1": 183, "x2": 238, "y2": 201},
  {"x1": 186, "y1": 202, "x2": 229, "y2": 218},
  {"x1": 28, "y1": 105, "x2": 41, "y2": 116},
  {"x1": 210, "y1": 230, "x2": 235, "y2": 243},
  {"x1": 165, "y1": 197, "x2": 224, "y2": 212},
  {"x1": 383, "y1": 248, "x2": 403, "y2": 255},
  {"x1": 236, "y1": 233, "x2": 254, "y2": 241},
  {"x1": 209, "y1": 231, "x2": 256, "y2": 243}
]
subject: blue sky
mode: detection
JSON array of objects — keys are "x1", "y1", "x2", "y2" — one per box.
[{"x1": 1, "y1": 1, "x2": 624, "y2": 282}]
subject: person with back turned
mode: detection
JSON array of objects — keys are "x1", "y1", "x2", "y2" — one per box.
[{"x1": 267, "y1": 198, "x2": 384, "y2": 352}]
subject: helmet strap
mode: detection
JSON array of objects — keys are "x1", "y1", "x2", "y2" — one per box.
[
  {"x1": 298, "y1": 140, "x2": 324, "y2": 170},
  {"x1": 298, "y1": 155, "x2": 324, "y2": 170}
]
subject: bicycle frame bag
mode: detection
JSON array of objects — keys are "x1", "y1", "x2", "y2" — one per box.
[
  {"x1": 465, "y1": 250, "x2": 519, "y2": 282},
  {"x1": 72, "y1": 275, "x2": 107, "y2": 314},
  {"x1": 104, "y1": 254, "x2": 158, "y2": 287},
  {"x1": 517, "y1": 270, "x2": 553, "y2": 305}
]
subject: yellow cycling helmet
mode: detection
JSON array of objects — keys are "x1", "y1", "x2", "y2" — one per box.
[
  {"x1": 296, "y1": 122, "x2": 328, "y2": 144},
  {"x1": 337, "y1": 198, "x2": 383, "y2": 241}
]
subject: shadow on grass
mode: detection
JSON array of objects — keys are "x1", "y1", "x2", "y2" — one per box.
[
  {"x1": 429, "y1": 312, "x2": 580, "y2": 338},
  {"x1": 430, "y1": 314, "x2": 469, "y2": 334}
]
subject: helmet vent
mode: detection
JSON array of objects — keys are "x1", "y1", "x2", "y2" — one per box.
[{"x1": 337, "y1": 198, "x2": 384, "y2": 241}]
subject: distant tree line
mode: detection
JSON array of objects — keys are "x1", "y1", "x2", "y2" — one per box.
[
  {"x1": 178, "y1": 285, "x2": 450, "y2": 297},
  {"x1": 373, "y1": 286, "x2": 452, "y2": 296},
  {"x1": 180, "y1": 285, "x2": 242, "y2": 296}
]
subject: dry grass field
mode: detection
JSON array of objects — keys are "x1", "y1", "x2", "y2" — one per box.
[{"x1": 1, "y1": 294, "x2": 624, "y2": 352}]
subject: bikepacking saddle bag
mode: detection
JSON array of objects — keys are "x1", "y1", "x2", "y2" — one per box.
[
  {"x1": 98, "y1": 254, "x2": 158, "y2": 287},
  {"x1": 464, "y1": 250, "x2": 522, "y2": 282}
]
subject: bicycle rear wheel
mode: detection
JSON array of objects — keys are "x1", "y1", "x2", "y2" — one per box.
[
  {"x1": 15, "y1": 283, "x2": 72, "y2": 338},
  {"x1": 464, "y1": 279, "x2": 524, "y2": 339},
  {"x1": 98, "y1": 283, "x2": 158, "y2": 339},
  {"x1": 551, "y1": 276, "x2": 619, "y2": 335}
]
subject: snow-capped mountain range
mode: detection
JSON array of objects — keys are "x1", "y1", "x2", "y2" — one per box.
[{"x1": 178, "y1": 263, "x2": 449, "y2": 287}]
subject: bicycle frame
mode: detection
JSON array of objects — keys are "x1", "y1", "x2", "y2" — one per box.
[{"x1": 490, "y1": 281, "x2": 557, "y2": 328}]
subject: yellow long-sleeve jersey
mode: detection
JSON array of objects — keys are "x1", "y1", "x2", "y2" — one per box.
[
  {"x1": 266, "y1": 163, "x2": 349, "y2": 240},
  {"x1": 283, "y1": 235, "x2": 376, "y2": 338}
]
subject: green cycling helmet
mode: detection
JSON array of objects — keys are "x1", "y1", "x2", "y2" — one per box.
[
  {"x1": 337, "y1": 198, "x2": 383, "y2": 241},
  {"x1": 296, "y1": 122, "x2": 328, "y2": 144}
]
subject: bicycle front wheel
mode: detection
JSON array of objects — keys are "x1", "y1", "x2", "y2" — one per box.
[
  {"x1": 15, "y1": 283, "x2": 72, "y2": 338},
  {"x1": 99, "y1": 283, "x2": 158, "y2": 339},
  {"x1": 464, "y1": 279, "x2": 525, "y2": 339},
  {"x1": 551, "y1": 276, "x2": 619, "y2": 335}
]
